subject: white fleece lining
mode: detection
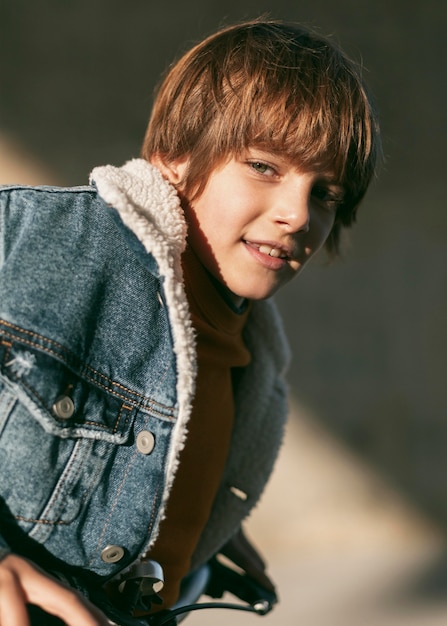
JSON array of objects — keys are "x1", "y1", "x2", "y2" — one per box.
[{"x1": 90, "y1": 159, "x2": 197, "y2": 550}]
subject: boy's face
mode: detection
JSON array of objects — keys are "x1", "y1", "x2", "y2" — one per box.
[{"x1": 162, "y1": 149, "x2": 344, "y2": 305}]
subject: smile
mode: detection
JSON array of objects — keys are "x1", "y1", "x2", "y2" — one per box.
[{"x1": 244, "y1": 240, "x2": 291, "y2": 260}]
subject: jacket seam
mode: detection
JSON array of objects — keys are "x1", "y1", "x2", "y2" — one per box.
[
  {"x1": 40, "y1": 439, "x2": 84, "y2": 520},
  {"x1": 14, "y1": 516, "x2": 70, "y2": 525},
  {"x1": 91, "y1": 446, "x2": 140, "y2": 565}
]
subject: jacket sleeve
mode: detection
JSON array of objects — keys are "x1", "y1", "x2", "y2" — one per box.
[
  {"x1": 0, "y1": 188, "x2": 12, "y2": 556},
  {"x1": 0, "y1": 186, "x2": 42, "y2": 559},
  {"x1": 0, "y1": 186, "x2": 25, "y2": 270},
  {"x1": 0, "y1": 541, "x2": 11, "y2": 562},
  {"x1": 0, "y1": 187, "x2": 6, "y2": 269}
]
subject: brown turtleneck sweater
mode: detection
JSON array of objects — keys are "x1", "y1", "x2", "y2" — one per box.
[{"x1": 146, "y1": 246, "x2": 251, "y2": 610}]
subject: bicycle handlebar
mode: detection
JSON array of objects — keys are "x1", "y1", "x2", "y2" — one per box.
[{"x1": 147, "y1": 557, "x2": 278, "y2": 625}]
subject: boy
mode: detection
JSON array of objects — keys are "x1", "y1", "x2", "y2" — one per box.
[{"x1": 0, "y1": 18, "x2": 380, "y2": 626}]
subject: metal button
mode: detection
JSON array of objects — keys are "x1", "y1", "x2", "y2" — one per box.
[
  {"x1": 101, "y1": 545, "x2": 125, "y2": 563},
  {"x1": 136, "y1": 430, "x2": 155, "y2": 455},
  {"x1": 52, "y1": 396, "x2": 75, "y2": 419}
]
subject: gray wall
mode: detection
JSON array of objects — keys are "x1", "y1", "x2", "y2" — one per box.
[{"x1": 1, "y1": 0, "x2": 446, "y2": 531}]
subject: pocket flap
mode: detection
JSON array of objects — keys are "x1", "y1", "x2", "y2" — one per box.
[{"x1": 2, "y1": 342, "x2": 136, "y2": 443}]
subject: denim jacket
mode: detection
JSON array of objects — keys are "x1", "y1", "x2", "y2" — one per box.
[{"x1": 0, "y1": 160, "x2": 290, "y2": 594}]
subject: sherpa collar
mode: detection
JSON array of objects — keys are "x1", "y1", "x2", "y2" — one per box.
[
  {"x1": 90, "y1": 158, "x2": 187, "y2": 257},
  {"x1": 90, "y1": 159, "x2": 196, "y2": 554}
]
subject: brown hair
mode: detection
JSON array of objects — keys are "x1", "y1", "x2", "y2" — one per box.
[{"x1": 142, "y1": 19, "x2": 381, "y2": 254}]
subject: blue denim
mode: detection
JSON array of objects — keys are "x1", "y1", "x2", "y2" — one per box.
[
  {"x1": 0, "y1": 164, "x2": 291, "y2": 623},
  {"x1": 0, "y1": 184, "x2": 178, "y2": 581}
]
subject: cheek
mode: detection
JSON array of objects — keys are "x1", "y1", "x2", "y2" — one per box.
[
  {"x1": 183, "y1": 198, "x2": 230, "y2": 266},
  {"x1": 186, "y1": 188, "x2": 222, "y2": 231},
  {"x1": 304, "y1": 220, "x2": 334, "y2": 258}
]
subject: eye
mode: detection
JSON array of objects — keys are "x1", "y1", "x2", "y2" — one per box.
[
  {"x1": 312, "y1": 185, "x2": 344, "y2": 211},
  {"x1": 247, "y1": 160, "x2": 277, "y2": 177}
]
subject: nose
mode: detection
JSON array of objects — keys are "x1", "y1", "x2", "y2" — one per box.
[
  {"x1": 272, "y1": 180, "x2": 311, "y2": 234},
  {"x1": 274, "y1": 207, "x2": 309, "y2": 233}
]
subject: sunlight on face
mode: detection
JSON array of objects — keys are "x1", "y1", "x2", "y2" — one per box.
[{"x1": 157, "y1": 149, "x2": 343, "y2": 303}]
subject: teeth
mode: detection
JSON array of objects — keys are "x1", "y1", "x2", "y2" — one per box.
[
  {"x1": 258, "y1": 245, "x2": 284, "y2": 258},
  {"x1": 269, "y1": 248, "x2": 282, "y2": 258}
]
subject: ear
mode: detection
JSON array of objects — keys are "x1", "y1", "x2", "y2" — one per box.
[{"x1": 150, "y1": 153, "x2": 189, "y2": 186}]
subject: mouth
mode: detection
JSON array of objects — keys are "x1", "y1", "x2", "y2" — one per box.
[{"x1": 244, "y1": 240, "x2": 295, "y2": 260}]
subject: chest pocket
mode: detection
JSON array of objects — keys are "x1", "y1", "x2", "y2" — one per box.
[{"x1": 0, "y1": 339, "x2": 137, "y2": 531}]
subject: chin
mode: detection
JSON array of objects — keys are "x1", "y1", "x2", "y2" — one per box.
[{"x1": 231, "y1": 286, "x2": 280, "y2": 302}]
